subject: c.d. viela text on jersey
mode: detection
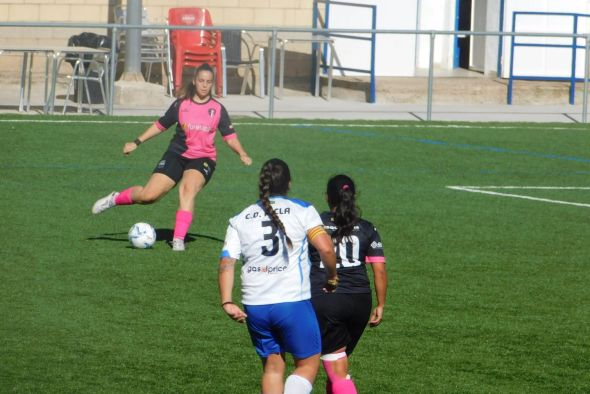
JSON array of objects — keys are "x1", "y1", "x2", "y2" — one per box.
[{"x1": 245, "y1": 207, "x2": 291, "y2": 219}]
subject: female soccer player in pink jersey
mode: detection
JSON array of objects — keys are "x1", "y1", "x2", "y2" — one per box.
[
  {"x1": 218, "y1": 158, "x2": 339, "y2": 394},
  {"x1": 309, "y1": 174, "x2": 388, "y2": 394},
  {"x1": 92, "y1": 63, "x2": 252, "y2": 251}
]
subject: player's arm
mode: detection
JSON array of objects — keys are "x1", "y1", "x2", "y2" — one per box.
[
  {"x1": 307, "y1": 226, "x2": 339, "y2": 292},
  {"x1": 369, "y1": 262, "x2": 387, "y2": 327},
  {"x1": 224, "y1": 136, "x2": 252, "y2": 166},
  {"x1": 124, "y1": 100, "x2": 178, "y2": 155},
  {"x1": 218, "y1": 256, "x2": 247, "y2": 323},
  {"x1": 366, "y1": 225, "x2": 387, "y2": 327},
  {"x1": 123, "y1": 123, "x2": 163, "y2": 155},
  {"x1": 218, "y1": 106, "x2": 252, "y2": 166},
  {"x1": 218, "y1": 222, "x2": 247, "y2": 323}
]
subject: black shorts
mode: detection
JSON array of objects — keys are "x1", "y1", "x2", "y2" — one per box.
[
  {"x1": 153, "y1": 151, "x2": 216, "y2": 184},
  {"x1": 311, "y1": 293, "x2": 372, "y2": 356}
]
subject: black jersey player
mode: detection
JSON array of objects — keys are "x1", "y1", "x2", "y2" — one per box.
[{"x1": 309, "y1": 174, "x2": 388, "y2": 394}]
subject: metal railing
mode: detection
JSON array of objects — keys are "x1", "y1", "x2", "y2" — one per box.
[
  {"x1": 508, "y1": 11, "x2": 590, "y2": 105},
  {"x1": 313, "y1": 0, "x2": 377, "y2": 103},
  {"x1": 1, "y1": 21, "x2": 590, "y2": 122}
]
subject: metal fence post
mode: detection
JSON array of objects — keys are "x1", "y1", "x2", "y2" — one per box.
[
  {"x1": 268, "y1": 29, "x2": 277, "y2": 119},
  {"x1": 123, "y1": 0, "x2": 142, "y2": 78},
  {"x1": 583, "y1": 35, "x2": 590, "y2": 123},
  {"x1": 427, "y1": 32, "x2": 435, "y2": 121},
  {"x1": 108, "y1": 26, "x2": 118, "y2": 116}
]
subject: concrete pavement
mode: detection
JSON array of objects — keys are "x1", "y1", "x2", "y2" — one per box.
[{"x1": 0, "y1": 78, "x2": 588, "y2": 123}]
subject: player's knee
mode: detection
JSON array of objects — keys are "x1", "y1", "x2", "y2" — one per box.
[
  {"x1": 179, "y1": 183, "x2": 202, "y2": 199},
  {"x1": 264, "y1": 353, "x2": 287, "y2": 372},
  {"x1": 321, "y1": 352, "x2": 348, "y2": 380}
]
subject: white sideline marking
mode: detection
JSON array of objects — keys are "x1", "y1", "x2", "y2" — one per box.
[
  {"x1": 447, "y1": 186, "x2": 590, "y2": 208},
  {"x1": 234, "y1": 123, "x2": 578, "y2": 130},
  {"x1": 0, "y1": 118, "x2": 583, "y2": 131},
  {"x1": 451, "y1": 186, "x2": 590, "y2": 190},
  {"x1": 0, "y1": 119, "x2": 152, "y2": 125}
]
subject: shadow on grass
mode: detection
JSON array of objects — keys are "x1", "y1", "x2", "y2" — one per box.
[{"x1": 87, "y1": 228, "x2": 224, "y2": 245}]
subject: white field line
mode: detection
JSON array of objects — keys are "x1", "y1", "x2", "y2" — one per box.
[
  {"x1": 451, "y1": 186, "x2": 590, "y2": 190},
  {"x1": 234, "y1": 123, "x2": 580, "y2": 131},
  {"x1": 0, "y1": 118, "x2": 584, "y2": 131},
  {"x1": 447, "y1": 186, "x2": 590, "y2": 208},
  {"x1": 0, "y1": 119, "x2": 152, "y2": 125}
]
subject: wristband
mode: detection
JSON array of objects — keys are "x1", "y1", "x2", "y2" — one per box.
[
  {"x1": 221, "y1": 301, "x2": 234, "y2": 307},
  {"x1": 133, "y1": 138, "x2": 142, "y2": 146},
  {"x1": 327, "y1": 278, "x2": 339, "y2": 287}
]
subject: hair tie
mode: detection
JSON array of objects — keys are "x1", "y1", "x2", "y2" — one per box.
[{"x1": 342, "y1": 184, "x2": 350, "y2": 191}]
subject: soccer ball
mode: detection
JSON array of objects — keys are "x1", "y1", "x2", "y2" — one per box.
[{"x1": 128, "y1": 222, "x2": 156, "y2": 249}]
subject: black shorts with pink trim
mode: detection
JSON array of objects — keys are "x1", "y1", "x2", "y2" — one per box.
[{"x1": 153, "y1": 151, "x2": 216, "y2": 184}]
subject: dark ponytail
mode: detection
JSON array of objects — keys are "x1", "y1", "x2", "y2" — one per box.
[
  {"x1": 259, "y1": 158, "x2": 293, "y2": 249},
  {"x1": 180, "y1": 63, "x2": 214, "y2": 99},
  {"x1": 326, "y1": 174, "x2": 360, "y2": 243}
]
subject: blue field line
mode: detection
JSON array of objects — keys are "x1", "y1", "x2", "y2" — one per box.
[
  {"x1": 1, "y1": 118, "x2": 588, "y2": 163},
  {"x1": 310, "y1": 126, "x2": 590, "y2": 164},
  {"x1": 0, "y1": 163, "x2": 137, "y2": 171}
]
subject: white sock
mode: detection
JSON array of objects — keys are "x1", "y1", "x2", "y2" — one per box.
[{"x1": 284, "y1": 374, "x2": 312, "y2": 394}]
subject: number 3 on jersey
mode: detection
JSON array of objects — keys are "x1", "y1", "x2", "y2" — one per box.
[
  {"x1": 261, "y1": 220, "x2": 279, "y2": 256},
  {"x1": 320, "y1": 235, "x2": 361, "y2": 268}
]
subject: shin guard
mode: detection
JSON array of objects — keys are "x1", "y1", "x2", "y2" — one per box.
[
  {"x1": 173, "y1": 210, "x2": 193, "y2": 241},
  {"x1": 321, "y1": 353, "x2": 357, "y2": 394}
]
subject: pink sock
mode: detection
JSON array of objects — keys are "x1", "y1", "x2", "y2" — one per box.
[
  {"x1": 322, "y1": 359, "x2": 337, "y2": 382},
  {"x1": 326, "y1": 379, "x2": 333, "y2": 394},
  {"x1": 114, "y1": 187, "x2": 134, "y2": 205},
  {"x1": 332, "y1": 379, "x2": 357, "y2": 394},
  {"x1": 322, "y1": 358, "x2": 357, "y2": 394},
  {"x1": 173, "y1": 210, "x2": 193, "y2": 240}
]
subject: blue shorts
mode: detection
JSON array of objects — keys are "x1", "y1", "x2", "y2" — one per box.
[{"x1": 244, "y1": 300, "x2": 321, "y2": 359}]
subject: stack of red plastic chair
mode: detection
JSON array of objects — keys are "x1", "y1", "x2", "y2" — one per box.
[{"x1": 168, "y1": 8, "x2": 222, "y2": 95}]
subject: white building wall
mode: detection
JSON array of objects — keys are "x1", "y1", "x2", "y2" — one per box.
[
  {"x1": 501, "y1": 0, "x2": 590, "y2": 78},
  {"x1": 484, "y1": 0, "x2": 502, "y2": 76},
  {"x1": 326, "y1": 0, "x2": 419, "y2": 77},
  {"x1": 415, "y1": 0, "x2": 457, "y2": 70},
  {"x1": 326, "y1": 0, "x2": 458, "y2": 77}
]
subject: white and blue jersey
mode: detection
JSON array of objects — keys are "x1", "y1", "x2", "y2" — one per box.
[{"x1": 221, "y1": 196, "x2": 323, "y2": 306}]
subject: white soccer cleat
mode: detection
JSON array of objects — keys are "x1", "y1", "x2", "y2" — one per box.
[
  {"x1": 172, "y1": 238, "x2": 185, "y2": 252},
  {"x1": 92, "y1": 191, "x2": 118, "y2": 214}
]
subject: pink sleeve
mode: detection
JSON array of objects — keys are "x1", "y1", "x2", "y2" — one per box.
[
  {"x1": 223, "y1": 133, "x2": 237, "y2": 141},
  {"x1": 155, "y1": 121, "x2": 167, "y2": 131},
  {"x1": 365, "y1": 256, "x2": 386, "y2": 264}
]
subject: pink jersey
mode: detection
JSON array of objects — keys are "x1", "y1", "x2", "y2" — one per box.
[{"x1": 155, "y1": 98, "x2": 236, "y2": 160}]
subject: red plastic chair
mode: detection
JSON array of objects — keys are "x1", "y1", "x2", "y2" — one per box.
[{"x1": 168, "y1": 8, "x2": 222, "y2": 95}]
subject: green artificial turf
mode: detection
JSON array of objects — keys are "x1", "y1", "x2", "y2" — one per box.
[{"x1": 1, "y1": 115, "x2": 589, "y2": 393}]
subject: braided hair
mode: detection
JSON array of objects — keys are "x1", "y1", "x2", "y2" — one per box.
[
  {"x1": 180, "y1": 63, "x2": 214, "y2": 100},
  {"x1": 259, "y1": 158, "x2": 293, "y2": 249},
  {"x1": 326, "y1": 174, "x2": 360, "y2": 244}
]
